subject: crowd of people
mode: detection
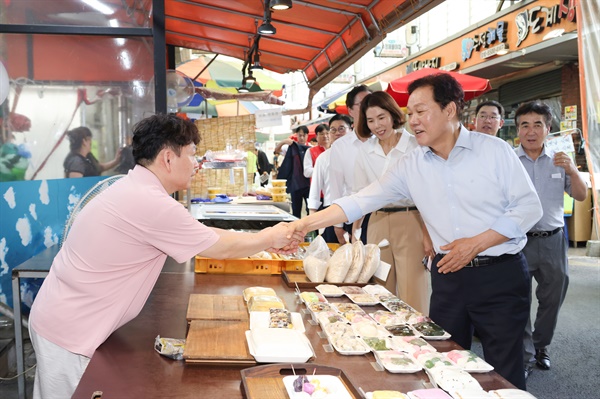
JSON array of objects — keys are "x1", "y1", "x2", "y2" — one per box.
[{"x1": 28, "y1": 73, "x2": 586, "y2": 397}]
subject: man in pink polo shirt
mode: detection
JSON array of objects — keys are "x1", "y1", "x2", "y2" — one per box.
[{"x1": 29, "y1": 114, "x2": 302, "y2": 399}]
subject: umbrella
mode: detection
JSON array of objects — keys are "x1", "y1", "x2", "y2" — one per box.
[
  {"x1": 385, "y1": 68, "x2": 492, "y2": 107},
  {"x1": 176, "y1": 56, "x2": 284, "y2": 96}
]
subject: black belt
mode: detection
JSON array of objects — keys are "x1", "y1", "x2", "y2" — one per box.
[
  {"x1": 434, "y1": 252, "x2": 521, "y2": 268},
  {"x1": 527, "y1": 227, "x2": 562, "y2": 238},
  {"x1": 379, "y1": 206, "x2": 418, "y2": 213}
]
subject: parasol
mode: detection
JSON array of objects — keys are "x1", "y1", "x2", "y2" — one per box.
[
  {"x1": 176, "y1": 56, "x2": 284, "y2": 96},
  {"x1": 385, "y1": 68, "x2": 492, "y2": 107}
]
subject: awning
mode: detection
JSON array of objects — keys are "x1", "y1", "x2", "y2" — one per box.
[{"x1": 165, "y1": 0, "x2": 445, "y2": 91}]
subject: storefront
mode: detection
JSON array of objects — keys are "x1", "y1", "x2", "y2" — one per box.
[{"x1": 368, "y1": 0, "x2": 583, "y2": 166}]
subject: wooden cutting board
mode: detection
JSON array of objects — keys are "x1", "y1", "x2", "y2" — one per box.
[
  {"x1": 183, "y1": 320, "x2": 255, "y2": 365},
  {"x1": 186, "y1": 294, "x2": 248, "y2": 322}
]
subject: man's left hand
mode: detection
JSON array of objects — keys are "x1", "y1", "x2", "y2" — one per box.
[
  {"x1": 437, "y1": 238, "x2": 480, "y2": 274},
  {"x1": 553, "y1": 152, "x2": 575, "y2": 174}
]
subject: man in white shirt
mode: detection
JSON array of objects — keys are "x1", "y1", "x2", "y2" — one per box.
[
  {"x1": 328, "y1": 84, "x2": 372, "y2": 243},
  {"x1": 307, "y1": 114, "x2": 352, "y2": 242},
  {"x1": 288, "y1": 74, "x2": 542, "y2": 390}
]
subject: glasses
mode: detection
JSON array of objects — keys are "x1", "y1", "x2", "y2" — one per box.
[
  {"x1": 477, "y1": 114, "x2": 501, "y2": 121},
  {"x1": 329, "y1": 126, "x2": 348, "y2": 134}
]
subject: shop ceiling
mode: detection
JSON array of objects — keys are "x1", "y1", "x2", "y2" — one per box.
[{"x1": 164, "y1": 0, "x2": 445, "y2": 92}]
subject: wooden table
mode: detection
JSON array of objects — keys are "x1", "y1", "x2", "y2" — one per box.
[{"x1": 73, "y1": 258, "x2": 515, "y2": 398}]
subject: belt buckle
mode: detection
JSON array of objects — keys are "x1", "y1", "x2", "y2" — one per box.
[{"x1": 540, "y1": 231, "x2": 549, "y2": 237}]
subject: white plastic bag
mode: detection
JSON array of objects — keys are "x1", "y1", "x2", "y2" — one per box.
[
  {"x1": 325, "y1": 244, "x2": 353, "y2": 283},
  {"x1": 344, "y1": 241, "x2": 365, "y2": 283},
  {"x1": 357, "y1": 244, "x2": 380, "y2": 283},
  {"x1": 304, "y1": 235, "x2": 331, "y2": 262},
  {"x1": 303, "y1": 255, "x2": 328, "y2": 282}
]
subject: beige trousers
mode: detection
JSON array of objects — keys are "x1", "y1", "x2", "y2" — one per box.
[{"x1": 368, "y1": 210, "x2": 430, "y2": 314}]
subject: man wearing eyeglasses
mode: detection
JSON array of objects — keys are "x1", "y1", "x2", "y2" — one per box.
[
  {"x1": 328, "y1": 84, "x2": 373, "y2": 244},
  {"x1": 516, "y1": 101, "x2": 587, "y2": 380},
  {"x1": 474, "y1": 100, "x2": 504, "y2": 136}
]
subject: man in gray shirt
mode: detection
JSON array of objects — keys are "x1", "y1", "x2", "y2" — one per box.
[{"x1": 515, "y1": 101, "x2": 587, "y2": 380}]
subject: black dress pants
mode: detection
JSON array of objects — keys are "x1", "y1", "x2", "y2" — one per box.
[
  {"x1": 290, "y1": 187, "x2": 310, "y2": 218},
  {"x1": 430, "y1": 252, "x2": 530, "y2": 390}
]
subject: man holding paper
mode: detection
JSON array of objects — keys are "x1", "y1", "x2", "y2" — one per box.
[{"x1": 516, "y1": 101, "x2": 587, "y2": 379}]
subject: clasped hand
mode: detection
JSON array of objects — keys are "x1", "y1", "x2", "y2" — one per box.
[{"x1": 265, "y1": 221, "x2": 307, "y2": 254}]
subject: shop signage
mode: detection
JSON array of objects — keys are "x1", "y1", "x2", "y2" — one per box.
[
  {"x1": 461, "y1": 21, "x2": 508, "y2": 61},
  {"x1": 515, "y1": 0, "x2": 576, "y2": 47},
  {"x1": 406, "y1": 57, "x2": 441, "y2": 73},
  {"x1": 480, "y1": 43, "x2": 509, "y2": 59},
  {"x1": 377, "y1": 41, "x2": 409, "y2": 58},
  {"x1": 439, "y1": 62, "x2": 459, "y2": 71}
]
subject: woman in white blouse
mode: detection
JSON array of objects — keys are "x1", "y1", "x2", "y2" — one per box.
[{"x1": 352, "y1": 91, "x2": 433, "y2": 314}]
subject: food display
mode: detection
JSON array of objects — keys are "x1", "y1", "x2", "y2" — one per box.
[
  {"x1": 380, "y1": 298, "x2": 414, "y2": 313},
  {"x1": 445, "y1": 350, "x2": 494, "y2": 372},
  {"x1": 390, "y1": 336, "x2": 437, "y2": 354},
  {"x1": 371, "y1": 390, "x2": 409, "y2": 399},
  {"x1": 249, "y1": 311, "x2": 305, "y2": 332},
  {"x1": 317, "y1": 311, "x2": 346, "y2": 326},
  {"x1": 346, "y1": 293, "x2": 379, "y2": 305},
  {"x1": 415, "y1": 352, "x2": 453, "y2": 369},
  {"x1": 426, "y1": 366, "x2": 483, "y2": 393},
  {"x1": 243, "y1": 287, "x2": 277, "y2": 301},
  {"x1": 362, "y1": 284, "x2": 393, "y2": 296},
  {"x1": 357, "y1": 244, "x2": 381, "y2": 283},
  {"x1": 300, "y1": 291, "x2": 328, "y2": 304},
  {"x1": 374, "y1": 350, "x2": 422, "y2": 373},
  {"x1": 488, "y1": 389, "x2": 538, "y2": 399},
  {"x1": 407, "y1": 388, "x2": 453, "y2": 399},
  {"x1": 330, "y1": 302, "x2": 363, "y2": 313},
  {"x1": 315, "y1": 284, "x2": 345, "y2": 297},
  {"x1": 362, "y1": 337, "x2": 391, "y2": 351},
  {"x1": 245, "y1": 328, "x2": 314, "y2": 363},
  {"x1": 283, "y1": 374, "x2": 353, "y2": 399},
  {"x1": 385, "y1": 324, "x2": 417, "y2": 337},
  {"x1": 370, "y1": 311, "x2": 410, "y2": 326},
  {"x1": 353, "y1": 320, "x2": 389, "y2": 338},
  {"x1": 339, "y1": 286, "x2": 365, "y2": 295},
  {"x1": 448, "y1": 389, "x2": 494, "y2": 399},
  {"x1": 268, "y1": 308, "x2": 294, "y2": 329},
  {"x1": 412, "y1": 321, "x2": 451, "y2": 340},
  {"x1": 307, "y1": 302, "x2": 332, "y2": 314},
  {"x1": 304, "y1": 255, "x2": 328, "y2": 283},
  {"x1": 247, "y1": 295, "x2": 285, "y2": 312}
]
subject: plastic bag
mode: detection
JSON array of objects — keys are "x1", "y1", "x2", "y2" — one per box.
[
  {"x1": 344, "y1": 241, "x2": 365, "y2": 283},
  {"x1": 325, "y1": 244, "x2": 353, "y2": 283},
  {"x1": 154, "y1": 335, "x2": 185, "y2": 360},
  {"x1": 303, "y1": 255, "x2": 328, "y2": 282},
  {"x1": 304, "y1": 235, "x2": 331, "y2": 262},
  {"x1": 357, "y1": 244, "x2": 380, "y2": 283}
]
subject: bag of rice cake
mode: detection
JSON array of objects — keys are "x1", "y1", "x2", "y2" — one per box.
[
  {"x1": 344, "y1": 241, "x2": 365, "y2": 283},
  {"x1": 303, "y1": 255, "x2": 328, "y2": 282},
  {"x1": 304, "y1": 235, "x2": 331, "y2": 262},
  {"x1": 325, "y1": 244, "x2": 353, "y2": 283},
  {"x1": 357, "y1": 244, "x2": 380, "y2": 283}
]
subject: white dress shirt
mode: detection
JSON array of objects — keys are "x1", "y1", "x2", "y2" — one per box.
[
  {"x1": 308, "y1": 149, "x2": 331, "y2": 210},
  {"x1": 328, "y1": 131, "x2": 371, "y2": 201},
  {"x1": 353, "y1": 129, "x2": 418, "y2": 208},
  {"x1": 335, "y1": 126, "x2": 542, "y2": 256}
]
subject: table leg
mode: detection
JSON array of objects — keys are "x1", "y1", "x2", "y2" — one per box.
[{"x1": 12, "y1": 274, "x2": 26, "y2": 399}]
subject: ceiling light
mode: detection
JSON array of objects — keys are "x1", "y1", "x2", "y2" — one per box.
[
  {"x1": 258, "y1": 20, "x2": 276, "y2": 35},
  {"x1": 270, "y1": 0, "x2": 292, "y2": 10},
  {"x1": 245, "y1": 72, "x2": 256, "y2": 85},
  {"x1": 249, "y1": 52, "x2": 263, "y2": 70},
  {"x1": 238, "y1": 79, "x2": 249, "y2": 93}
]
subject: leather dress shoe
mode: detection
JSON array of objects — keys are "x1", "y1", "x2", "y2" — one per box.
[
  {"x1": 535, "y1": 348, "x2": 551, "y2": 370},
  {"x1": 524, "y1": 365, "x2": 534, "y2": 380}
]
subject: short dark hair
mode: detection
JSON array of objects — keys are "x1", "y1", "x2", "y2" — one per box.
[
  {"x1": 345, "y1": 84, "x2": 371, "y2": 109},
  {"x1": 356, "y1": 91, "x2": 406, "y2": 139},
  {"x1": 315, "y1": 123, "x2": 329, "y2": 135},
  {"x1": 476, "y1": 100, "x2": 504, "y2": 117},
  {"x1": 515, "y1": 101, "x2": 553, "y2": 127},
  {"x1": 132, "y1": 114, "x2": 200, "y2": 167},
  {"x1": 67, "y1": 127, "x2": 93, "y2": 152},
  {"x1": 295, "y1": 125, "x2": 309, "y2": 135},
  {"x1": 328, "y1": 113, "x2": 353, "y2": 128},
  {"x1": 408, "y1": 73, "x2": 466, "y2": 118}
]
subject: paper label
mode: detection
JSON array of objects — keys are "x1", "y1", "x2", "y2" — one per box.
[{"x1": 373, "y1": 261, "x2": 391, "y2": 281}]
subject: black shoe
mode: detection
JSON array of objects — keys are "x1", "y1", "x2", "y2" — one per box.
[
  {"x1": 524, "y1": 365, "x2": 534, "y2": 380},
  {"x1": 535, "y1": 348, "x2": 551, "y2": 370}
]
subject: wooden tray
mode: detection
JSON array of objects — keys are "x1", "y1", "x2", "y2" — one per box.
[
  {"x1": 240, "y1": 363, "x2": 363, "y2": 399},
  {"x1": 281, "y1": 271, "x2": 368, "y2": 289},
  {"x1": 183, "y1": 320, "x2": 255, "y2": 366},
  {"x1": 186, "y1": 294, "x2": 248, "y2": 322}
]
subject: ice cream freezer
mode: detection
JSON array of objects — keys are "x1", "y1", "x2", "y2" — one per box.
[{"x1": 190, "y1": 203, "x2": 297, "y2": 230}]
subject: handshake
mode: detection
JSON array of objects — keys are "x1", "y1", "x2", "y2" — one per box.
[{"x1": 264, "y1": 220, "x2": 309, "y2": 254}]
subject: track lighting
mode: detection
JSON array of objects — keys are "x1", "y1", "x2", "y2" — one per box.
[
  {"x1": 257, "y1": 20, "x2": 276, "y2": 35},
  {"x1": 238, "y1": 79, "x2": 249, "y2": 93},
  {"x1": 249, "y1": 52, "x2": 263, "y2": 70},
  {"x1": 270, "y1": 0, "x2": 292, "y2": 11},
  {"x1": 245, "y1": 71, "x2": 256, "y2": 85}
]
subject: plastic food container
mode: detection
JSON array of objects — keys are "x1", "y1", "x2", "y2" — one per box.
[
  {"x1": 247, "y1": 295, "x2": 285, "y2": 312},
  {"x1": 272, "y1": 194, "x2": 288, "y2": 202},
  {"x1": 270, "y1": 186, "x2": 287, "y2": 194},
  {"x1": 271, "y1": 179, "x2": 287, "y2": 187}
]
